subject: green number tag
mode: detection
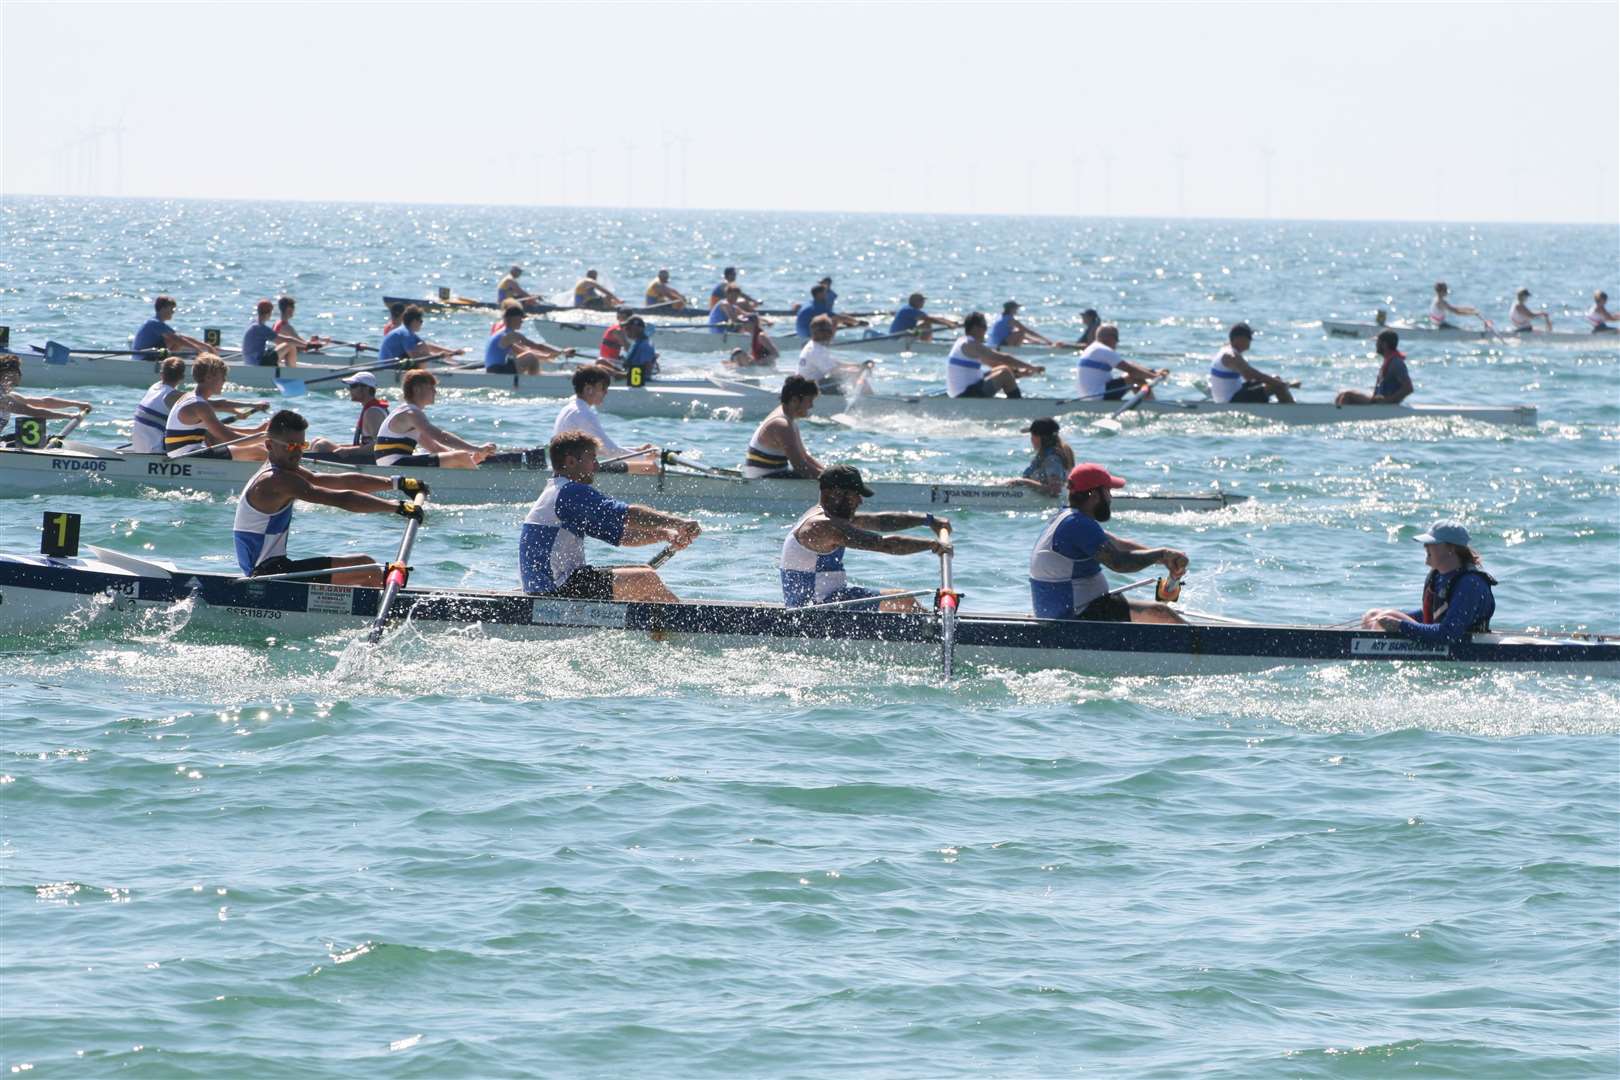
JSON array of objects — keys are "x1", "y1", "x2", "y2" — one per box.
[
  {"x1": 438, "y1": 286, "x2": 452, "y2": 301},
  {"x1": 628, "y1": 366, "x2": 644, "y2": 388},
  {"x1": 15, "y1": 416, "x2": 44, "y2": 448},
  {"x1": 204, "y1": 328, "x2": 222, "y2": 348},
  {"x1": 41, "y1": 511, "x2": 81, "y2": 558}
]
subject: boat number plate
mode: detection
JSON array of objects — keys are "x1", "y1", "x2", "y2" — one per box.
[
  {"x1": 1350, "y1": 637, "x2": 1449, "y2": 657},
  {"x1": 530, "y1": 600, "x2": 626, "y2": 628},
  {"x1": 306, "y1": 585, "x2": 354, "y2": 615}
]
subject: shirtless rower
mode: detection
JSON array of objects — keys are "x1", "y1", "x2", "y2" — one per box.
[
  {"x1": 1208, "y1": 323, "x2": 1294, "y2": 404},
  {"x1": 1508, "y1": 289, "x2": 1552, "y2": 334},
  {"x1": 519, "y1": 429, "x2": 701, "y2": 602},
  {"x1": 1588, "y1": 291, "x2": 1617, "y2": 333},
  {"x1": 709, "y1": 267, "x2": 758, "y2": 312},
  {"x1": 572, "y1": 270, "x2": 621, "y2": 311},
  {"x1": 946, "y1": 312, "x2": 1046, "y2": 399},
  {"x1": 644, "y1": 269, "x2": 687, "y2": 312},
  {"x1": 1429, "y1": 282, "x2": 1479, "y2": 330},
  {"x1": 133, "y1": 296, "x2": 213, "y2": 358},
  {"x1": 0, "y1": 354, "x2": 92, "y2": 446},
  {"x1": 888, "y1": 292, "x2": 960, "y2": 342},
  {"x1": 742, "y1": 375, "x2": 823, "y2": 479},
  {"x1": 498, "y1": 265, "x2": 545, "y2": 311},
  {"x1": 552, "y1": 367, "x2": 658, "y2": 474},
  {"x1": 1335, "y1": 330, "x2": 1413, "y2": 406},
  {"x1": 797, "y1": 315, "x2": 870, "y2": 393},
  {"x1": 271, "y1": 296, "x2": 329, "y2": 365},
  {"x1": 372, "y1": 369, "x2": 495, "y2": 469},
  {"x1": 779, "y1": 464, "x2": 952, "y2": 613},
  {"x1": 1028, "y1": 462, "x2": 1189, "y2": 624},
  {"x1": 233, "y1": 408, "x2": 428, "y2": 587},
  {"x1": 485, "y1": 302, "x2": 576, "y2": 374},
  {"x1": 989, "y1": 301, "x2": 1055, "y2": 349},
  {"x1": 379, "y1": 306, "x2": 466, "y2": 366},
  {"x1": 1076, "y1": 325, "x2": 1167, "y2": 400},
  {"x1": 163, "y1": 355, "x2": 270, "y2": 460}
]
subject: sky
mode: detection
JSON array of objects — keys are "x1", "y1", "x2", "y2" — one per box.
[{"x1": 2, "y1": 1, "x2": 1616, "y2": 223}]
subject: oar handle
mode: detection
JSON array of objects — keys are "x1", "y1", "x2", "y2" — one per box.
[{"x1": 647, "y1": 543, "x2": 679, "y2": 569}]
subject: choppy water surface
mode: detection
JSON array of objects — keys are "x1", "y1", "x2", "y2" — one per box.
[{"x1": 2, "y1": 198, "x2": 1617, "y2": 1077}]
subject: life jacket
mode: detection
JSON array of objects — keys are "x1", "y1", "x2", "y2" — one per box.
[
  {"x1": 353, "y1": 397, "x2": 388, "y2": 446},
  {"x1": 600, "y1": 325, "x2": 626, "y2": 360},
  {"x1": 1421, "y1": 567, "x2": 1498, "y2": 631}
]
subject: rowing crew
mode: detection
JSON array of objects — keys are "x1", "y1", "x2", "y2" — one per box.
[{"x1": 1420, "y1": 282, "x2": 1616, "y2": 334}]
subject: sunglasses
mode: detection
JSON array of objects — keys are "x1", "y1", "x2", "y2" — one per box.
[{"x1": 273, "y1": 439, "x2": 309, "y2": 452}]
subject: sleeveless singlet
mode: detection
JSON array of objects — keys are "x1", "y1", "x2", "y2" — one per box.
[
  {"x1": 1208, "y1": 346, "x2": 1244, "y2": 403},
  {"x1": 779, "y1": 508, "x2": 858, "y2": 606},
  {"x1": 132, "y1": 381, "x2": 178, "y2": 454},
  {"x1": 945, "y1": 337, "x2": 987, "y2": 397},
  {"x1": 742, "y1": 414, "x2": 792, "y2": 478},
  {"x1": 163, "y1": 391, "x2": 211, "y2": 454},
  {"x1": 372, "y1": 403, "x2": 425, "y2": 465},
  {"x1": 232, "y1": 465, "x2": 293, "y2": 575}
]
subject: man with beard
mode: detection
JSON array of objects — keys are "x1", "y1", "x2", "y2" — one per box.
[{"x1": 1028, "y1": 462, "x2": 1188, "y2": 623}]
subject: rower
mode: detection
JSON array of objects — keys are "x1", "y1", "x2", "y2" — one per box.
[
  {"x1": 708, "y1": 285, "x2": 747, "y2": 331},
  {"x1": 1335, "y1": 330, "x2": 1413, "y2": 406},
  {"x1": 727, "y1": 312, "x2": 780, "y2": 367},
  {"x1": 947, "y1": 312, "x2": 1046, "y2": 399},
  {"x1": 485, "y1": 302, "x2": 575, "y2": 374},
  {"x1": 372, "y1": 369, "x2": 495, "y2": 469},
  {"x1": 1588, "y1": 291, "x2": 1617, "y2": 333},
  {"x1": 271, "y1": 296, "x2": 328, "y2": 365},
  {"x1": 1077, "y1": 325, "x2": 1167, "y2": 401},
  {"x1": 572, "y1": 270, "x2": 621, "y2": 312},
  {"x1": 645, "y1": 269, "x2": 686, "y2": 311},
  {"x1": 797, "y1": 314, "x2": 869, "y2": 393},
  {"x1": 133, "y1": 295, "x2": 212, "y2": 358},
  {"x1": 0, "y1": 354, "x2": 92, "y2": 446},
  {"x1": 498, "y1": 265, "x2": 544, "y2": 311},
  {"x1": 382, "y1": 301, "x2": 406, "y2": 338},
  {"x1": 1006, "y1": 417, "x2": 1075, "y2": 498},
  {"x1": 379, "y1": 305, "x2": 465, "y2": 366},
  {"x1": 779, "y1": 464, "x2": 951, "y2": 613},
  {"x1": 519, "y1": 429, "x2": 700, "y2": 602},
  {"x1": 888, "y1": 292, "x2": 959, "y2": 342},
  {"x1": 242, "y1": 301, "x2": 284, "y2": 366},
  {"x1": 1209, "y1": 323, "x2": 1294, "y2": 404},
  {"x1": 1028, "y1": 462, "x2": 1188, "y2": 624},
  {"x1": 1508, "y1": 289, "x2": 1552, "y2": 334},
  {"x1": 989, "y1": 301, "x2": 1054, "y2": 349},
  {"x1": 307, "y1": 371, "x2": 389, "y2": 463},
  {"x1": 709, "y1": 266, "x2": 758, "y2": 312},
  {"x1": 233, "y1": 408, "x2": 427, "y2": 587},
  {"x1": 621, "y1": 317, "x2": 658, "y2": 383},
  {"x1": 1429, "y1": 282, "x2": 1479, "y2": 330},
  {"x1": 793, "y1": 283, "x2": 861, "y2": 338},
  {"x1": 742, "y1": 375, "x2": 823, "y2": 479},
  {"x1": 130, "y1": 357, "x2": 188, "y2": 454},
  {"x1": 1077, "y1": 308, "x2": 1103, "y2": 348},
  {"x1": 552, "y1": 367, "x2": 657, "y2": 474},
  {"x1": 599, "y1": 306, "x2": 635, "y2": 370},
  {"x1": 1360, "y1": 520, "x2": 1497, "y2": 644},
  {"x1": 163, "y1": 355, "x2": 268, "y2": 460}
]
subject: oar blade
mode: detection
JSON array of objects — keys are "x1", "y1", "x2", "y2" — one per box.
[
  {"x1": 274, "y1": 377, "x2": 308, "y2": 397},
  {"x1": 44, "y1": 341, "x2": 71, "y2": 364}
]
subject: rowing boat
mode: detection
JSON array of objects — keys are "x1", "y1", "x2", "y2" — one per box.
[
  {"x1": 3, "y1": 548, "x2": 1612, "y2": 677},
  {"x1": 520, "y1": 320, "x2": 1071, "y2": 359},
  {"x1": 382, "y1": 294, "x2": 716, "y2": 318},
  {"x1": 0, "y1": 445, "x2": 1244, "y2": 514},
  {"x1": 1322, "y1": 320, "x2": 1615, "y2": 345}
]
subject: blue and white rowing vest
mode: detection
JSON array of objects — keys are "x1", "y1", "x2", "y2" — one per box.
[
  {"x1": 779, "y1": 508, "x2": 875, "y2": 607},
  {"x1": 232, "y1": 466, "x2": 292, "y2": 574},
  {"x1": 1208, "y1": 346, "x2": 1244, "y2": 403},
  {"x1": 946, "y1": 337, "x2": 987, "y2": 397},
  {"x1": 518, "y1": 477, "x2": 630, "y2": 594},
  {"x1": 163, "y1": 391, "x2": 210, "y2": 454},
  {"x1": 1027, "y1": 509, "x2": 1109, "y2": 619},
  {"x1": 132, "y1": 381, "x2": 175, "y2": 454},
  {"x1": 1076, "y1": 343, "x2": 1120, "y2": 398}
]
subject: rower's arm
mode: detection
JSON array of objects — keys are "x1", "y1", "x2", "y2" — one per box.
[
  {"x1": 809, "y1": 518, "x2": 936, "y2": 556},
  {"x1": 4, "y1": 394, "x2": 80, "y2": 420},
  {"x1": 1395, "y1": 577, "x2": 1490, "y2": 644},
  {"x1": 851, "y1": 511, "x2": 942, "y2": 532},
  {"x1": 301, "y1": 470, "x2": 393, "y2": 495},
  {"x1": 1117, "y1": 359, "x2": 1162, "y2": 382},
  {"x1": 268, "y1": 471, "x2": 399, "y2": 514},
  {"x1": 1096, "y1": 537, "x2": 1187, "y2": 575},
  {"x1": 412, "y1": 415, "x2": 476, "y2": 453},
  {"x1": 21, "y1": 393, "x2": 91, "y2": 411},
  {"x1": 192, "y1": 401, "x2": 264, "y2": 441},
  {"x1": 621, "y1": 505, "x2": 699, "y2": 547},
  {"x1": 1018, "y1": 320, "x2": 1055, "y2": 345},
  {"x1": 164, "y1": 331, "x2": 212, "y2": 353},
  {"x1": 780, "y1": 422, "x2": 822, "y2": 476}
]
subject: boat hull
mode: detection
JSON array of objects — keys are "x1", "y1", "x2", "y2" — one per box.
[
  {"x1": 1, "y1": 553, "x2": 1613, "y2": 677},
  {"x1": 1322, "y1": 320, "x2": 1614, "y2": 344}
]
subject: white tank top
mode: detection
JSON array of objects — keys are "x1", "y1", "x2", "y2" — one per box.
[
  {"x1": 779, "y1": 507, "x2": 849, "y2": 605},
  {"x1": 1208, "y1": 346, "x2": 1244, "y2": 403},
  {"x1": 946, "y1": 337, "x2": 987, "y2": 397},
  {"x1": 742, "y1": 414, "x2": 792, "y2": 479},
  {"x1": 1509, "y1": 304, "x2": 1532, "y2": 329},
  {"x1": 163, "y1": 391, "x2": 210, "y2": 453},
  {"x1": 1588, "y1": 304, "x2": 1608, "y2": 328},
  {"x1": 1429, "y1": 298, "x2": 1448, "y2": 325},
  {"x1": 373, "y1": 403, "x2": 424, "y2": 465},
  {"x1": 1076, "y1": 343, "x2": 1121, "y2": 398},
  {"x1": 231, "y1": 465, "x2": 292, "y2": 575},
  {"x1": 132, "y1": 381, "x2": 176, "y2": 454}
]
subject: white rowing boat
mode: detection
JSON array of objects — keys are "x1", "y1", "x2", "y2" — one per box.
[
  {"x1": 0, "y1": 444, "x2": 1245, "y2": 514},
  {"x1": 2, "y1": 547, "x2": 1612, "y2": 677},
  {"x1": 524, "y1": 319, "x2": 1072, "y2": 359},
  {"x1": 1322, "y1": 320, "x2": 1615, "y2": 345}
]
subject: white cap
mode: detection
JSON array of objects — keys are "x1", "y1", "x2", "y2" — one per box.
[{"x1": 341, "y1": 371, "x2": 378, "y2": 388}]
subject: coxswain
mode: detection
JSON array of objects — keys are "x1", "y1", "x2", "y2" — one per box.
[
  {"x1": 779, "y1": 464, "x2": 951, "y2": 613},
  {"x1": 988, "y1": 301, "x2": 1055, "y2": 348},
  {"x1": 133, "y1": 296, "x2": 213, "y2": 358},
  {"x1": 1006, "y1": 417, "x2": 1075, "y2": 498},
  {"x1": 742, "y1": 375, "x2": 823, "y2": 479},
  {"x1": 599, "y1": 306, "x2": 635, "y2": 371},
  {"x1": 485, "y1": 302, "x2": 576, "y2": 374},
  {"x1": 1587, "y1": 290, "x2": 1617, "y2": 333},
  {"x1": 1208, "y1": 322, "x2": 1294, "y2": 404},
  {"x1": 497, "y1": 265, "x2": 545, "y2": 311},
  {"x1": 271, "y1": 296, "x2": 328, "y2": 365},
  {"x1": 130, "y1": 357, "x2": 188, "y2": 454},
  {"x1": 572, "y1": 270, "x2": 621, "y2": 311},
  {"x1": 1028, "y1": 462, "x2": 1188, "y2": 623},
  {"x1": 888, "y1": 292, "x2": 960, "y2": 342},
  {"x1": 1077, "y1": 325, "x2": 1167, "y2": 400},
  {"x1": 163, "y1": 355, "x2": 269, "y2": 460},
  {"x1": 307, "y1": 371, "x2": 390, "y2": 463},
  {"x1": 519, "y1": 429, "x2": 700, "y2": 602},
  {"x1": 1428, "y1": 282, "x2": 1479, "y2": 330},
  {"x1": 230, "y1": 409, "x2": 426, "y2": 587},
  {"x1": 1508, "y1": 289, "x2": 1552, "y2": 333},
  {"x1": 372, "y1": 369, "x2": 495, "y2": 469},
  {"x1": 552, "y1": 367, "x2": 658, "y2": 474},
  {"x1": 1360, "y1": 520, "x2": 1497, "y2": 643},
  {"x1": 378, "y1": 305, "x2": 465, "y2": 366},
  {"x1": 1335, "y1": 329, "x2": 1413, "y2": 406},
  {"x1": 709, "y1": 266, "x2": 758, "y2": 312},
  {"x1": 727, "y1": 312, "x2": 780, "y2": 367},
  {"x1": 0, "y1": 354, "x2": 92, "y2": 446},
  {"x1": 621, "y1": 317, "x2": 658, "y2": 383},
  {"x1": 946, "y1": 312, "x2": 1046, "y2": 399},
  {"x1": 644, "y1": 269, "x2": 687, "y2": 311}
]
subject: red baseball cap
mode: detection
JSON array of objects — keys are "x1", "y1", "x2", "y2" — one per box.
[{"x1": 1067, "y1": 462, "x2": 1127, "y2": 493}]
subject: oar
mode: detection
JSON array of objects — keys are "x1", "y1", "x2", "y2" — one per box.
[
  {"x1": 45, "y1": 411, "x2": 88, "y2": 448},
  {"x1": 647, "y1": 543, "x2": 680, "y2": 570},
  {"x1": 1477, "y1": 315, "x2": 1510, "y2": 347},
  {"x1": 828, "y1": 326, "x2": 928, "y2": 349},
  {"x1": 39, "y1": 342, "x2": 168, "y2": 361},
  {"x1": 1091, "y1": 374, "x2": 1167, "y2": 430},
  {"x1": 662, "y1": 451, "x2": 742, "y2": 478},
  {"x1": 936, "y1": 522, "x2": 959, "y2": 680},
  {"x1": 367, "y1": 491, "x2": 428, "y2": 644},
  {"x1": 275, "y1": 358, "x2": 409, "y2": 396},
  {"x1": 169, "y1": 430, "x2": 264, "y2": 459}
]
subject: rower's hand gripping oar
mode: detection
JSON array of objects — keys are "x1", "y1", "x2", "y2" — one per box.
[
  {"x1": 1092, "y1": 373, "x2": 1168, "y2": 431},
  {"x1": 934, "y1": 521, "x2": 960, "y2": 680},
  {"x1": 367, "y1": 490, "x2": 429, "y2": 645}
]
